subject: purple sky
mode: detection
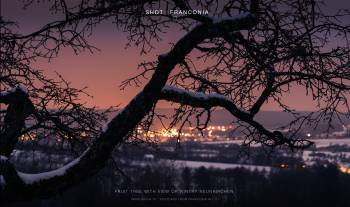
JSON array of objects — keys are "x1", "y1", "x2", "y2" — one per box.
[{"x1": 2, "y1": 0, "x2": 350, "y2": 110}]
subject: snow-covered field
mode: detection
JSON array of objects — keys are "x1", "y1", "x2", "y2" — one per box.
[
  {"x1": 203, "y1": 138, "x2": 350, "y2": 148},
  {"x1": 132, "y1": 159, "x2": 272, "y2": 173},
  {"x1": 312, "y1": 138, "x2": 350, "y2": 147},
  {"x1": 162, "y1": 159, "x2": 272, "y2": 172}
]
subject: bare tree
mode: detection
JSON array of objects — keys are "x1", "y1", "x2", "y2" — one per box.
[{"x1": 0, "y1": 0, "x2": 350, "y2": 203}]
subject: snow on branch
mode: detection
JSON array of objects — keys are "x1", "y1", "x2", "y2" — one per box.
[
  {"x1": 17, "y1": 148, "x2": 89, "y2": 185},
  {"x1": 162, "y1": 85, "x2": 233, "y2": 104},
  {"x1": 0, "y1": 156, "x2": 9, "y2": 162},
  {"x1": 160, "y1": 85, "x2": 252, "y2": 119},
  {"x1": 160, "y1": 85, "x2": 312, "y2": 149},
  {"x1": 0, "y1": 156, "x2": 9, "y2": 188},
  {"x1": 0, "y1": 176, "x2": 6, "y2": 188},
  {"x1": 0, "y1": 84, "x2": 28, "y2": 97}
]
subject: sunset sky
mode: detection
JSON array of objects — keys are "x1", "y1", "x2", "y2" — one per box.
[{"x1": 2, "y1": 0, "x2": 350, "y2": 110}]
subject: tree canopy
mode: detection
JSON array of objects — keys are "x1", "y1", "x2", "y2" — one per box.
[{"x1": 0, "y1": 0, "x2": 350, "y2": 203}]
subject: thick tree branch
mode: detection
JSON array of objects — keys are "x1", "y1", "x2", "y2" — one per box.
[
  {"x1": 0, "y1": 8, "x2": 259, "y2": 203},
  {"x1": 0, "y1": 85, "x2": 35, "y2": 157},
  {"x1": 160, "y1": 85, "x2": 313, "y2": 149}
]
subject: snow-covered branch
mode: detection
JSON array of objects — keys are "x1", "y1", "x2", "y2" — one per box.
[
  {"x1": 17, "y1": 148, "x2": 89, "y2": 185},
  {"x1": 160, "y1": 85, "x2": 313, "y2": 149},
  {"x1": 160, "y1": 85, "x2": 249, "y2": 114},
  {"x1": 0, "y1": 84, "x2": 28, "y2": 96},
  {"x1": 161, "y1": 85, "x2": 239, "y2": 109},
  {"x1": 0, "y1": 85, "x2": 35, "y2": 157},
  {"x1": 0, "y1": 84, "x2": 29, "y2": 103}
]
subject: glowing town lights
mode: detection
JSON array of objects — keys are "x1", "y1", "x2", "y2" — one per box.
[
  {"x1": 18, "y1": 124, "x2": 237, "y2": 144},
  {"x1": 307, "y1": 133, "x2": 311, "y2": 137},
  {"x1": 136, "y1": 127, "x2": 143, "y2": 134},
  {"x1": 280, "y1": 164, "x2": 288, "y2": 168},
  {"x1": 19, "y1": 124, "x2": 236, "y2": 143},
  {"x1": 20, "y1": 133, "x2": 37, "y2": 141},
  {"x1": 339, "y1": 165, "x2": 350, "y2": 174},
  {"x1": 208, "y1": 130, "x2": 213, "y2": 137},
  {"x1": 160, "y1": 128, "x2": 179, "y2": 137}
]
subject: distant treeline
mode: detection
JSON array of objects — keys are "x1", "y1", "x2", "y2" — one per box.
[{"x1": 8, "y1": 164, "x2": 350, "y2": 207}]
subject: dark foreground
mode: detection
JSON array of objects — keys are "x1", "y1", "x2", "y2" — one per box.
[{"x1": 5, "y1": 164, "x2": 350, "y2": 207}]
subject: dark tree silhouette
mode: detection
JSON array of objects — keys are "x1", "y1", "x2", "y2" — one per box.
[{"x1": 0, "y1": 0, "x2": 350, "y2": 203}]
